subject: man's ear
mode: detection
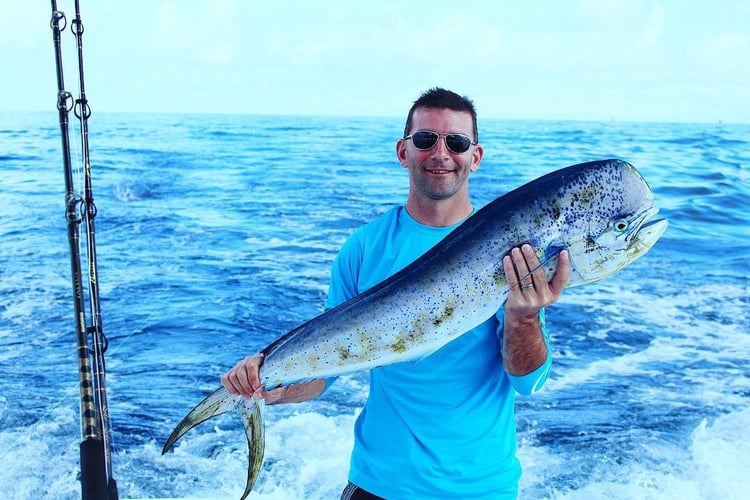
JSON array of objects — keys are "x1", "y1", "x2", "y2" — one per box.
[
  {"x1": 396, "y1": 138, "x2": 409, "y2": 168},
  {"x1": 470, "y1": 144, "x2": 484, "y2": 172}
]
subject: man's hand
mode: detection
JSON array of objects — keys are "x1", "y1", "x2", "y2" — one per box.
[
  {"x1": 221, "y1": 353, "x2": 325, "y2": 405},
  {"x1": 503, "y1": 244, "x2": 570, "y2": 318},
  {"x1": 501, "y1": 244, "x2": 570, "y2": 375},
  {"x1": 221, "y1": 354, "x2": 285, "y2": 403}
]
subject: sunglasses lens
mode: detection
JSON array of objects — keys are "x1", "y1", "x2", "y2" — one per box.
[
  {"x1": 445, "y1": 134, "x2": 471, "y2": 153},
  {"x1": 411, "y1": 131, "x2": 439, "y2": 150},
  {"x1": 407, "y1": 131, "x2": 474, "y2": 153}
]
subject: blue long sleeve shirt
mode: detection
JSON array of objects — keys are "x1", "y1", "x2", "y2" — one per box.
[{"x1": 325, "y1": 206, "x2": 551, "y2": 499}]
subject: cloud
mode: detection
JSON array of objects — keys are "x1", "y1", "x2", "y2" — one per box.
[{"x1": 3, "y1": 0, "x2": 748, "y2": 122}]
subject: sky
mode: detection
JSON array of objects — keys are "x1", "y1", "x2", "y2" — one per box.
[{"x1": 2, "y1": 0, "x2": 749, "y2": 123}]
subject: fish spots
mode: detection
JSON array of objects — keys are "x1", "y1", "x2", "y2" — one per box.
[
  {"x1": 577, "y1": 185, "x2": 600, "y2": 206},
  {"x1": 389, "y1": 302, "x2": 458, "y2": 354},
  {"x1": 336, "y1": 345, "x2": 352, "y2": 361},
  {"x1": 433, "y1": 305, "x2": 455, "y2": 327},
  {"x1": 390, "y1": 328, "x2": 425, "y2": 354},
  {"x1": 552, "y1": 204, "x2": 562, "y2": 221},
  {"x1": 355, "y1": 332, "x2": 371, "y2": 353},
  {"x1": 391, "y1": 337, "x2": 408, "y2": 354},
  {"x1": 279, "y1": 351, "x2": 323, "y2": 376},
  {"x1": 493, "y1": 266, "x2": 506, "y2": 287},
  {"x1": 394, "y1": 295, "x2": 465, "y2": 355}
]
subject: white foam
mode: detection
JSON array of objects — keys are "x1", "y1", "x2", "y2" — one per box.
[
  {"x1": 151, "y1": 407, "x2": 356, "y2": 499},
  {"x1": 547, "y1": 280, "x2": 749, "y2": 400},
  {"x1": 518, "y1": 407, "x2": 750, "y2": 499}
]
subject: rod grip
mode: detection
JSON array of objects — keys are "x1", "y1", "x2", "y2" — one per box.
[{"x1": 79, "y1": 438, "x2": 109, "y2": 500}]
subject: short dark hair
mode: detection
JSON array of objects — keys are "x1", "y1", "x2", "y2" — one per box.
[{"x1": 403, "y1": 87, "x2": 478, "y2": 142}]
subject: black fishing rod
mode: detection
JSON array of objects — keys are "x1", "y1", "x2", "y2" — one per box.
[{"x1": 50, "y1": 1, "x2": 118, "y2": 499}]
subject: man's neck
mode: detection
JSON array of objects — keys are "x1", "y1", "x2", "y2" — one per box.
[{"x1": 405, "y1": 197, "x2": 474, "y2": 228}]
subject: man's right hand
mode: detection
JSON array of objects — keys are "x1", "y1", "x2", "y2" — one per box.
[
  {"x1": 221, "y1": 353, "x2": 326, "y2": 405},
  {"x1": 221, "y1": 354, "x2": 284, "y2": 403}
]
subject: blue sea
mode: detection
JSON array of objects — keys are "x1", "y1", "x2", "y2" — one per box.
[{"x1": 1, "y1": 111, "x2": 748, "y2": 499}]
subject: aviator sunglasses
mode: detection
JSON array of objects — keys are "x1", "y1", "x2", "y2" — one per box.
[{"x1": 404, "y1": 130, "x2": 477, "y2": 154}]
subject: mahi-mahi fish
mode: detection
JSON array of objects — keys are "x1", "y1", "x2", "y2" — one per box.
[{"x1": 162, "y1": 159, "x2": 667, "y2": 498}]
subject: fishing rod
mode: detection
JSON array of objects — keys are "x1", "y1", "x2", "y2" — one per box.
[{"x1": 49, "y1": 1, "x2": 119, "y2": 499}]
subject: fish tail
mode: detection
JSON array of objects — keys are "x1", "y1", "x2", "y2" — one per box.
[
  {"x1": 162, "y1": 387, "x2": 266, "y2": 498},
  {"x1": 162, "y1": 387, "x2": 241, "y2": 454},
  {"x1": 239, "y1": 398, "x2": 265, "y2": 499}
]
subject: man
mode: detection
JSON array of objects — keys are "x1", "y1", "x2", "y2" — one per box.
[{"x1": 222, "y1": 88, "x2": 570, "y2": 498}]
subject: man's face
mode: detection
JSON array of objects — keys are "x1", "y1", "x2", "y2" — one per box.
[{"x1": 397, "y1": 107, "x2": 482, "y2": 203}]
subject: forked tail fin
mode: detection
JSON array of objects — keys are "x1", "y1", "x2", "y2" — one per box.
[
  {"x1": 239, "y1": 397, "x2": 265, "y2": 499},
  {"x1": 162, "y1": 387, "x2": 266, "y2": 499}
]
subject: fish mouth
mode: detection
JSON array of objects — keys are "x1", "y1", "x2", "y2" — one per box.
[{"x1": 630, "y1": 206, "x2": 668, "y2": 247}]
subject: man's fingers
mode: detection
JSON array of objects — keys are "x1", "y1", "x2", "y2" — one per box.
[
  {"x1": 504, "y1": 245, "x2": 541, "y2": 292},
  {"x1": 236, "y1": 363, "x2": 255, "y2": 396},
  {"x1": 219, "y1": 372, "x2": 238, "y2": 394},
  {"x1": 549, "y1": 249, "x2": 571, "y2": 295},
  {"x1": 221, "y1": 354, "x2": 264, "y2": 398},
  {"x1": 524, "y1": 245, "x2": 548, "y2": 284},
  {"x1": 502, "y1": 254, "x2": 520, "y2": 288}
]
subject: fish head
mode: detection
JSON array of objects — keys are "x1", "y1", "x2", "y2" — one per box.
[
  {"x1": 568, "y1": 205, "x2": 668, "y2": 283},
  {"x1": 564, "y1": 160, "x2": 668, "y2": 285}
]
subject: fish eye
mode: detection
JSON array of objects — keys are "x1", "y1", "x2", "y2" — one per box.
[{"x1": 614, "y1": 219, "x2": 629, "y2": 232}]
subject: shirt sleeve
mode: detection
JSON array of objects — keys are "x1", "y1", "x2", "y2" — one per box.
[{"x1": 498, "y1": 308, "x2": 552, "y2": 396}]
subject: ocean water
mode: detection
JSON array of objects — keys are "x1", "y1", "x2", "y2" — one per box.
[{"x1": 0, "y1": 111, "x2": 748, "y2": 500}]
